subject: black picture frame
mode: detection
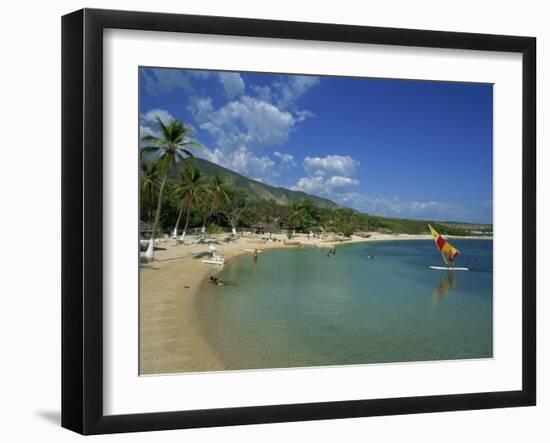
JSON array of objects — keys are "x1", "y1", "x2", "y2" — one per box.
[{"x1": 62, "y1": 8, "x2": 536, "y2": 435}]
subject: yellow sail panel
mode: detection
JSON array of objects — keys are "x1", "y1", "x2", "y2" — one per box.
[
  {"x1": 428, "y1": 224, "x2": 439, "y2": 240},
  {"x1": 428, "y1": 224, "x2": 460, "y2": 262}
]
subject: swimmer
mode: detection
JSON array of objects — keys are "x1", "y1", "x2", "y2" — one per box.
[{"x1": 208, "y1": 276, "x2": 225, "y2": 286}]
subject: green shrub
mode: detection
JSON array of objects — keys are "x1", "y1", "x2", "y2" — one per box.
[
  {"x1": 207, "y1": 223, "x2": 223, "y2": 234},
  {"x1": 341, "y1": 225, "x2": 355, "y2": 237}
]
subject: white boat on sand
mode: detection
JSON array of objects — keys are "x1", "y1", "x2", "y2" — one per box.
[{"x1": 202, "y1": 251, "x2": 225, "y2": 265}]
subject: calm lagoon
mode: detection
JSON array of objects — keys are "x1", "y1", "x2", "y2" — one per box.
[{"x1": 197, "y1": 239, "x2": 493, "y2": 370}]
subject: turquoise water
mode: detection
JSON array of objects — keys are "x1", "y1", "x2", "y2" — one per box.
[{"x1": 197, "y1": 240, "x2": 493, "y2": 370}]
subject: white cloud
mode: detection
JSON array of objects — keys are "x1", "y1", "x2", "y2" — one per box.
[
  {"x1": 142, "y1": 108, "x2": 174, "y2": 125},
  {"x1": 187, "y1": 97, "x2": 214, "y2": 124},
  {"x1": 295, "y1": 109, "x2": 316, "y2": 122},
  {"x1": 187, "y1": 94, "x2": 297, "y2": 183},
  {"x1": 185, "y1": 74, "x2": 320, "y2": 183},
  {"x1": 293, "y1": 175, "x2": 325, "y2": 194},
  {"x1": 293, "y1": 153, "x2": 361, "y2": 199},
  {"x1": 273, "y1": 151, "x2": 297, "y2": 167},
  {"x1": 276, "y1": 75, "x2": 320, "y2": 106},
  {"x1": 142, "y1": 68, "x2": 194, "y2": 95},
  {"x1": 303, "y1": 155, "x2": 359, "y2": 177},
  {"x1": 326, "y1": 176, "x2": 359, "y2": 188},
  {"x1": 188, "y1": 70, "x2": 213, "y2": 79},
  {"x1": 251, "y1": 75, "x2": 320, "y2": 109},
  {"x1": 293, "y1": 174, "x2": 359, "y2": 195},
  {"x1": 251, "y1": 85, "x2": 274, "y2": 102},
  {"x1": 251, "y1": 76, "x2": 319, "y2": 123},
  {"x1": 201, "y1": 146, "x2": 277, "y2": 180},
  {"x1": 187, "y1": 70, "x2": 245, "y2": 99},
  {"x1": 218, "y1": 72, "x2": 245, "y2": 99},
  {"x1": 338, "y1": 193, "x2": 468, "y2": 220},
  {"x1": 293, "y1": 151, "x2": 465, "y2": 221},
  {"x1": 139, "y1": 124, "x2": 156, "y2": 138},
  {"x1": 191, "y1": 95, "x2": 296, "y2": 149}
]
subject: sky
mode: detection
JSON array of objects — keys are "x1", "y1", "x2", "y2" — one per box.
[{"x1": 139, "y1": 67, "x2": 493, "y2": 223}]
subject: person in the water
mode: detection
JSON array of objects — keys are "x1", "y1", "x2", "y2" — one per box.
[
  {"x1": 252, "y1": 248, "x2": 258, "y2": 261},
  {"x1": 208, "y1": 276, "x2": 225, "y2": 286}
]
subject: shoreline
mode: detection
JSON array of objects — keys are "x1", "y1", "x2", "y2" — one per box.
[{"x1": 139, "y1": 232, "x2": 491, "y2": 375}]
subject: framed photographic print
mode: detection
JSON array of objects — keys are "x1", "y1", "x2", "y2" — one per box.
[{"x1": 61, "y1": 8, "x2": 536, "y2": 435}]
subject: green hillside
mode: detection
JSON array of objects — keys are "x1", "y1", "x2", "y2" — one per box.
[{"x1": 177, "y1": 157, "x2": 341, "y2": 209}]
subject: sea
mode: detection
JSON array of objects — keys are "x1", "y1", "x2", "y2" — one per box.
[{"x1": 196, "y1": 239, "x2": 493, "y2": 370}]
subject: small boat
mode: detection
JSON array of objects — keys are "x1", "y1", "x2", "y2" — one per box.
[
  {"x1": 202, "y1": 259, "x2": 225, "y2": 265},
  {"x1": 202, "y1": 252, "x2": 225, "y2": 265},
  {"x1": 428, "y1": 224, "x2": 469, "y2": 271}
]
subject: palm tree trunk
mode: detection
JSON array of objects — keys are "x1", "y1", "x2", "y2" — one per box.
[
  {"x1": 201, "y1": 209, "x2": 207, "y2": 232},
  {"x1": 145, "y1": 172, "x2": 168, "y2": 260},
  {"x1": 172, "y1": 199, "x2": 185, "y2": 238},
  {"x1": 201, "y1": 208, "x2": 211, "y2": 234},
  {"x1": 180, "y1": 201, "x2": 193, "y2": 242}
]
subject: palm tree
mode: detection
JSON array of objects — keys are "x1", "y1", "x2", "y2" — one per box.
[
  {"x1": 288, "y1": 202, "x2": 308, "y2": 236},
  {"x1": 287, "y1": 209, "x2": 301, "y2": 236},
  {"x1": 171, "y1": 164, "x2": 203, "y2": 242},
  {"x1": 197, "y1": 188, "x2": 211, "y2": 234},
  {"x1": 222, "y1": 188, "x2": 247, "y2": 236},
  {"x1": 141, "y1": 117, "x2": 201, "y2": 260},
  {"x1": 140, "y1": 160, "x2": 161, "y2": 223},
  {"x1": 200, "y1": 173, "x2": 229, "y2": 235}
]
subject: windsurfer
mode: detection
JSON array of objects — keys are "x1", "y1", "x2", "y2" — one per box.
[
  {"x1": 445, "y1": 253, "x2": 455, "y2": 269},
  {"x1": 429, "y1": 224, "x2": 460, "y2": 269}
]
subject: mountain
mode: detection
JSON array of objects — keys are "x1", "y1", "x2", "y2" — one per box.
[{"x1": 177, "y1": 157, "x2": 341, "y2": 209}]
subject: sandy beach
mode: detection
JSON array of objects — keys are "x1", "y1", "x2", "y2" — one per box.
[{"x1": 139, "y1": 231, "x2": 488, "y2": 375}]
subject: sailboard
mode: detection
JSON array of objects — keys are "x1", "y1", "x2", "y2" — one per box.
[
  {"x1": 428, "y1": 224, "x2": 469, "y2": 271},
  {"x1": 429, "y1": 266, "x2": 469, "y2": 271}
]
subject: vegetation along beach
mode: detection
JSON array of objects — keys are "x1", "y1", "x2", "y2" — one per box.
[{"x1": 139, "y1": 68, "x2": 493, "y2": 374}]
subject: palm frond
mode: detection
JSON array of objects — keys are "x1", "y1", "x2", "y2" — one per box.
[
  {"x1": 180, "y1": 140, "x2": 202, "y2": 149},
  {"x1": 141, "y1": 146, "x2": 162, "y2": 153},
  {"x1": 156, "y1": 116, "x2": 171, "y2": 141},
  {"x1": 175, "y1": 150, "x2": 195, "y2": 162},
  {"x1": 141, "y1": 134, "x2": 163, "y2": 144}
]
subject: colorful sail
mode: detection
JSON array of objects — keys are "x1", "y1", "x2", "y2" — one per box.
[{"x1": 428, "y1": 224, "x2": 459, "y2": 265}]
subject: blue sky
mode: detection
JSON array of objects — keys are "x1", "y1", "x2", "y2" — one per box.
[{"x1": 139, "y1": 67, "x2": 493, "y2": 223}]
